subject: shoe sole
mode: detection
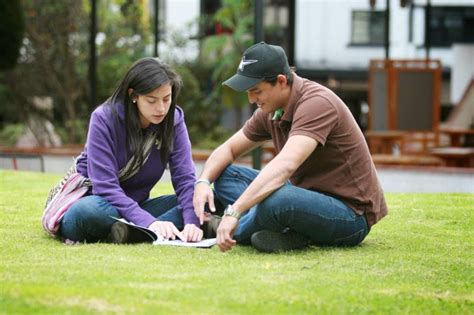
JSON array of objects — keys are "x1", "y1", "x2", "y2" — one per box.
[{"x1": 251, "y1": 230, "x2": 310, "y2": 253}]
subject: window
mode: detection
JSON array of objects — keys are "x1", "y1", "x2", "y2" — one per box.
[
  {"x1": 429, "y1": 6, "x2": 474, "y2": 47},
  {"x1": 263, "y1": 0, "x2": 292, "y2": 56},
  {"x1": 351, "y1": 10, "x2": 386, "y2": 46}
]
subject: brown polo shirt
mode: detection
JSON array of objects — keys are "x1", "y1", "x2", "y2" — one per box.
[{"x1": 242, "y1": 74, "x2": 387, "y2": 227}]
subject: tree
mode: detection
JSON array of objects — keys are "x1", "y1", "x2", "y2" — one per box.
[
  {"x1": 0, "y1": 0, "x2": 152, "y2": 145},
  {"x1": 0, "y1": 1, "x2": 25, "y2": 70},
  {"x1": 93, "y1": 0, "x2": 151, "y2": 104},
  {"x1": 200, "y1": 0, "x2": 253, "y2": 130},
  {"x1": 0, "y1": 0, "x2": 89, "y2": 143}
]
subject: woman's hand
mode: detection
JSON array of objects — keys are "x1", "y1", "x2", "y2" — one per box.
[
  {"x1": 148, "y1": 221, "x2": 184, "y2": 241},
  {"x1": 181, "y1": 224, "x2": 203, "y2": 242}
]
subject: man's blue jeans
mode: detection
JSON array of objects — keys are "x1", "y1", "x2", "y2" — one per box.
[
  {"x1": 214, "y1": 165, "x2": 369, "y2": 246},
  {"x1": 60, "y1": 194, "x2": 183, "y2": 242}
]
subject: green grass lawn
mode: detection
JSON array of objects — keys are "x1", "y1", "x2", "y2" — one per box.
[{"x1": 0, "y1": 170, "x2": 473, "y2": 314}]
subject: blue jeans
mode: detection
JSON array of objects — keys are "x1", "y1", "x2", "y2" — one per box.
[
  {"x1": 214, "y1": 165, "x2": 369, "y2": 246},
  {"x1": 60, "y1": 194, "x2": 183, "y2": 242}
]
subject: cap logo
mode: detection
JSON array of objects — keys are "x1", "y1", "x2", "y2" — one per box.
[{"x1": 238, "y1": 56, "x2": 258, "y2": 71}]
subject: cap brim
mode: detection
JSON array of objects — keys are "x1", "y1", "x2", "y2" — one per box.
[{"x1": 222, "y1": 73, "x2": 263, "y2": 92}]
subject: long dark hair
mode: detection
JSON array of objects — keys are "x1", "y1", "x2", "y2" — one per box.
[{"x1": 105, "y1": 57, "x2": 182, "y2": 173}]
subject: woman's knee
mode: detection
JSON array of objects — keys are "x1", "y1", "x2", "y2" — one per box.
[
  {"x1": 63, "y1": 195, "x2": 115, "y2": 224},
  {"x1": 60, "y1": 195, "x2": 117, "y2": 241}
]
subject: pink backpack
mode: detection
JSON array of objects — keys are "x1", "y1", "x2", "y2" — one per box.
[{"x1": 42, "y1": 167, "x2": 91, "y2": 237}]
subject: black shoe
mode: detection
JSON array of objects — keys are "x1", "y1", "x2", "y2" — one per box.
[
  {"x1": 202, "y1": 214, "x2": 222, "y2": 238},
  {"x1": 107, "y1": 222, "x2": 129, "y2": 244},
  {"x1": 251, "y1": 230, "x2": 310, "y2": 253},
  {"x1": 107, "y1": 222, "x2": 153, "y2": 244}
]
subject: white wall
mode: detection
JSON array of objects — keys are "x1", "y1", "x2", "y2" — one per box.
[
  {"x1": 295, "y1": 0, "x2": 469, "y2": 70},
  {"x1": 158, "y1": 0, "x2": 200, "y2": 62},
  {"x1": 451, "y1": 44, "x2": 474, "y2": 104},
  {"x1": 420, "y1": 0, "x2": 474, "y2": 4}
]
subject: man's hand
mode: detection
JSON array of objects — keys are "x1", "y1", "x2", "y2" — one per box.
[
  {"x1": 193, "y1": 181, "x2": 216, "y2": 225},
  {"x1": 181, "y1": 224, "x2": 203, "y2": 242},
  {"x1": 148, "y1": 221, "x2": 184, "y2": 241},
  {"x1": 217, "y1": 216, "x2": 239, "y2": 252}
]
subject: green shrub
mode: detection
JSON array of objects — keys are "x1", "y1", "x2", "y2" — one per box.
[
  {"x1": 0, "y1": 123, "x2": 25, "y2": 146},
  {"x1": 174, "y1": 62, "x2": 227, "y2": 149},
  {"x1": 55, "y1": 119, "x2": 89, "y2": 145}
]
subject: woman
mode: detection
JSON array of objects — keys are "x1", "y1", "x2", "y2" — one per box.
[{"x1": 59, "y1": 58, "x2": 203, "y2": 243}]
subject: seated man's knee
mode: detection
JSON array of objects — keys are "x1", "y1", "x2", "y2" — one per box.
[
  {"x1": 254, "y1": 186, "x2": 295, "y2": 224},
  {"x1": 214, "y1": 165, "x2": 240, "y2": 189},
  {"x1": 214, "y1": 165, "x2": 251, "y2": 199},
  {"x1": 258, "y1": 185, "x2": 292, "y2": 210}
]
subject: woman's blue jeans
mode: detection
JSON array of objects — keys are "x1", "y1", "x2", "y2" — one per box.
[
  {"x1": 214, "y1": 165, "x2": 369, "y2": 246},
  {"x1": 60, "y1": 194, "x2": 183, "y2": 242}
]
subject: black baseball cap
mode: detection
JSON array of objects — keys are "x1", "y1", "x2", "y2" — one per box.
[{"x1": 223, "y1": 42, "x2": 291, "y2": 92}]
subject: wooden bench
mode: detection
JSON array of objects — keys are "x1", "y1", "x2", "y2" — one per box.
[
  {"x1": 365, "y1": 130, "x2": 407, "y2": 154},
  {"x1": 429, "y1": 147, "x2": 474, "y2": 167},
  {"x1": 439, "y1": 127, "x2": 474, "y2": 147},
  {"x1": 191, "y1": 149, "x2": 213, "y2": 162},
  {"x1": 371, "y1": 154, "x2": 445, "y2": 166},
  {"x1": 213, "y1": 142, "x2": 449, "y2": 168},
  {"x1": 241, "y1": 142, "x2": 448, "y2": 167},
  {"x1": 0, "y1": 145, "x2": 83, "y2": 156}
]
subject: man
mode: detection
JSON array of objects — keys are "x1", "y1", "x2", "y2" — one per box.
[{"x1": 194, "y1": 42, "x2": 387, "y2": 253}]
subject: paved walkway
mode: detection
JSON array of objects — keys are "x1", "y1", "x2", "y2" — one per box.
[
  {"x1": 372, "y1": 166, "x2": 473, "y2": 193},
  {"x1": 1, "y1": 154, "x2": 473, "y2": 193}
]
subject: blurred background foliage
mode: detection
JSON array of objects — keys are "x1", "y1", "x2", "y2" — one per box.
[
  {"x1": 200, "y1": 0, "x2": 253, "y2": 130},
  {"x1": 0, "y1": 0, "x2": 252, "y2": 149}
]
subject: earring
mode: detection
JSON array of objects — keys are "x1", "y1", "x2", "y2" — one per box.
[{"x1": 132, "y1": 99, "x2": 137, "y2": 103}]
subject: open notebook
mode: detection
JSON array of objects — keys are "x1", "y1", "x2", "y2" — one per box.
[{"x1": 110, "y1": 217, "x2": 216, "y2": 248}]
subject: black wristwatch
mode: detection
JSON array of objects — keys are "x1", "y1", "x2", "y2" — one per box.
[{"x1": 223, "y1": 204, "x2": 242, "y2": 219}]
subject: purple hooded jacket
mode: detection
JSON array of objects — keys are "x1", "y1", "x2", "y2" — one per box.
[{"x1": 75, "y1": 102, "x2": 199, "y2": 228}]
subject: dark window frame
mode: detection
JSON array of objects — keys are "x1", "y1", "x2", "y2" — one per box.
[
  {"x1": 349, "y1": 10, "x2": 386, "y2": 47},
  {"x1": 427, "y1": 6, "x2": 474, "y2": 48}
]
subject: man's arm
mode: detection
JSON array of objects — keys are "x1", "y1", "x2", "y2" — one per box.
[
  {"x1": 217, "y1": 134, "x2": 318, "y2": 251},
  {"x1": 193, "y1": 129, "x2": 261, "y2": 224},
  {"x1": 232, "y1": 134, "x2": 317, "y2": 213}
]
